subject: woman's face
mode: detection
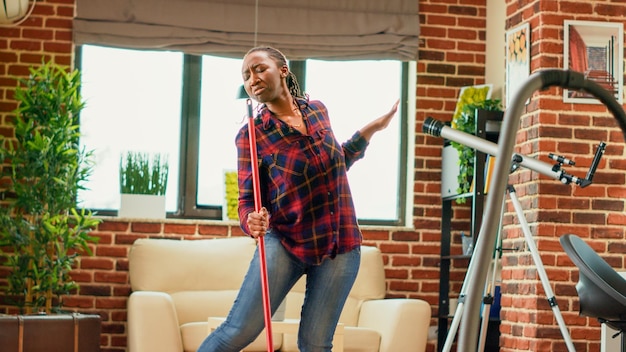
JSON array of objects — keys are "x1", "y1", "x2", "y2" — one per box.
[{"x1": 242, "y1": 50, "x2": 288, "y2": 103}]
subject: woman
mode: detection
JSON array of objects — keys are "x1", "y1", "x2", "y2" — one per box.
[{"x1": 197, "y1": 46, "x2": 398, "y2": 352}]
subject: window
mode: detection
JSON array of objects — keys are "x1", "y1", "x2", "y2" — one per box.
[
  {"x1": 196, "y1": 56, "x2": 247, "y2": 211},
  {"x1": 78, "y1": 45, "x2": 182, "y2": 213},
  {"x1": 78, "y1": 45, "x2": 412, "y2": 226},
  {"x1": 304, "y1": 60, "x2": 405, "y2": 222}
]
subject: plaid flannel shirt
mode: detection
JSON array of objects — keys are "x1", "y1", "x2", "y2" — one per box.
[{"x1": 236, "y1": 98, "x2": 367, "y2": 265}]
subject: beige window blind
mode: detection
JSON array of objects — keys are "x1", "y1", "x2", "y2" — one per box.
[{"x1": 73, "y1": 0, "x2": 420, "y2": 60}]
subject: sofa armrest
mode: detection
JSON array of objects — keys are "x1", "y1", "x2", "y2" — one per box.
[
  {"x1": 358, "y1": 298, "x2": 431, "y2": 352},
  {"x1": 128, "y1": 291, "x2": 184, "y2": 352}
]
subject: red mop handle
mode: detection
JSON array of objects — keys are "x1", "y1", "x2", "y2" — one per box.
[{"x1": 246, "y1": 99, "x2": 273, "y2": 352}]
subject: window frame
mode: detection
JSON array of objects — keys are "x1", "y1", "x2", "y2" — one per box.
[{"x1": 77, "y1": 47, "x2": 411, "y2": 226}]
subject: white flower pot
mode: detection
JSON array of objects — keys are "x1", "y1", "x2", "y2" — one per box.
[
  {"x1": 119, "y1": 194, "x2": 166, "y2": 219},
  {"x1": 441, "y1": 144, "x2": 461, "y2": 198}
]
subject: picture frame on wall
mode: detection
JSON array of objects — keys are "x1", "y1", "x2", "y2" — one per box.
[
  {"x1": 563, "y1": 20, "x2": 624, "y2": 104},
  {"x1": 506, "y1": 22, "x2": 530, "y2": 107}
]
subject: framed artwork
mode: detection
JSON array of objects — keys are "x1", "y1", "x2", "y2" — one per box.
[
  {"x1": 564, "y1": 20, "x2": 624, "y2": 104},
  {"x1": 506, "y1": 22, "x2": 530, "y2": 107}
]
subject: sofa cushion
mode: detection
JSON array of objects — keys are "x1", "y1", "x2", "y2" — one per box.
[
  {"x1": 280, "y1": 326, "x2": 380, "y2": 352},
  {"x1": 287, "y1": 246, "x2": 386, "y2": 300},
  {"x1": 129, "y1": 237, "x2": 256, "y2": 293},
  {"x1": 343, "y1": 327, "x2": 381, "y2": 352},
  {"x1": 284, "y1": 246, "x2": 386, "y2": 326},
  {"x1": 285, "y1": 291, "x2": 362, "y2": 327},
  {"x1": 171, "y1": 291, "x2": 239, "y2": 325},
  {"x1": 180, "y1": 322, "x2": 283, "y2": 352},
  {"x1": 180, "y1": 322, "x2": 208, "y2": 352}
]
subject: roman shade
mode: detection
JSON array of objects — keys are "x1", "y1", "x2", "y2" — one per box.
[{"x1": 73, "y1": 0, "x2": 420, "y2": 61}]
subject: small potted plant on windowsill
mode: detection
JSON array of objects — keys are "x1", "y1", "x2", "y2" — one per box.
[
  {"x1": 119, "y1": 152, "x2": 169, "y2": 219},
  {"x1": 0, "y1": 61, "x2": 102, "y2": 351}
]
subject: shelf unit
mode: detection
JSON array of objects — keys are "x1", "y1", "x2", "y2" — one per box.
[{"x1": 437, "y1": 109, "x2": 503, "y2": 352}]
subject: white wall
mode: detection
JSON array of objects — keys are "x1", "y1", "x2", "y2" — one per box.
[{"x1": 485, "y1": 0, "x2": 506, "y2": 101}]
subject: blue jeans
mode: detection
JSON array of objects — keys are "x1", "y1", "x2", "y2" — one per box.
[{"x1": 196, "y1": 232, "x2": 360, "y2": 352}]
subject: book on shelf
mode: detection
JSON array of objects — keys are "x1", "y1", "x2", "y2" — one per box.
[
  {"x1": 468, "y1": 154, "x2": 495, "y2": 194},
  {"x1": 484, "y1": 155, "x2": 495, "y2": 193}
]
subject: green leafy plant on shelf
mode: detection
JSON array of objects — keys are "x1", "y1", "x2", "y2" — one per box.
[
  {"x1": 451, "y1": 92, "x2": 502, "y2": 202},
  {"x1": 0, "y1": 61, "x2": 101, "y2": 314},
  {"x1": 119, "y1": 152, "x2": 169, "y2": 195}
]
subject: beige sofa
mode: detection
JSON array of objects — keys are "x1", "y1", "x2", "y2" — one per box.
[{"x1": 127, "y1": 237, "x2": 431, "y2": 352}]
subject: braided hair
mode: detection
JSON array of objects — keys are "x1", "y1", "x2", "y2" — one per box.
[{"x1": 245, "y1": 46, "x2": 306, "y2": 99}]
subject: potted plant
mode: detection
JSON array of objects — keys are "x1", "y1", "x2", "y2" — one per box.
[
  {"x1": 0, "y1": 61, "x2": 102, "y2": 350},
  {"x1": 118, "y1": 151, "x2": 169, "y2": 219},
  {"x1": 450, "y1": 86, "x2": 503, "y2": 202}
]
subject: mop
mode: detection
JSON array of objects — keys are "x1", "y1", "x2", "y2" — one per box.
[{"x1": 246, "y1": 98, "x2": 274, "y2": 352}]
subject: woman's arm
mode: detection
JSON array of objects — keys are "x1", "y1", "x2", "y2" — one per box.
[
  {"x1": 358, "y1": 99, "x2": 399, "y2": 142},
  {"x1": 341, "y1": 100, "x2": 400, "y2": 169}
]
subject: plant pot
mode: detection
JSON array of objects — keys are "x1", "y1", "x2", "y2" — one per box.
[
  {"x1": 441, "y1": 143, "x2": 461, "y2": 198},
  {"x1": 119, "y1": 194, "x2": 166, "y2": 219},
  {"x1": 0, "y1": 313, "x2": 101, "y2": 352}
]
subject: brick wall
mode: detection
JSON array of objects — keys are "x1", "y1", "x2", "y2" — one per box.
[
  {"x1": 1, "y1": 0, "x2": 626, "y2": 351},
  {"x1": 502, "y1": 2, "x2": 626, "y2": 351},
  {"x1": 416, "y1": 1, "x2": 492, "y2": 351},
  {"x1": 418, "y1": 0, "x2": 626, "y2": 351}
]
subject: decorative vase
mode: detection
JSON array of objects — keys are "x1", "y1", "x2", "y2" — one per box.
[
  {"x1": 441, "y1": 142, "x2": 461, "y2": 198},
  {"x1": 119, "y1": 194, "x2": 166, "y2": 219}
]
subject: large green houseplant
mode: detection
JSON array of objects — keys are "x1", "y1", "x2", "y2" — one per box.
[{"x1": 0, "y1": 62, "x2": 101, "y2": 315}]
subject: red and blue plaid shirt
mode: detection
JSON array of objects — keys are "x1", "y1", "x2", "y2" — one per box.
[{"x1": 236, "y1": 97, "x2": 367, "y2": 265}]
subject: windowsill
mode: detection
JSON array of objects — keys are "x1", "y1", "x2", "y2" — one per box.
[
  {"x1": 96, "y1": 215, "x2": 413, "y2": 231},
  {"x1": 360, "y1": 224, "x2": 415, "y2": 231},
  {"x1": 96, "y1": 214, "x2": 238, "y2": 225}
]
